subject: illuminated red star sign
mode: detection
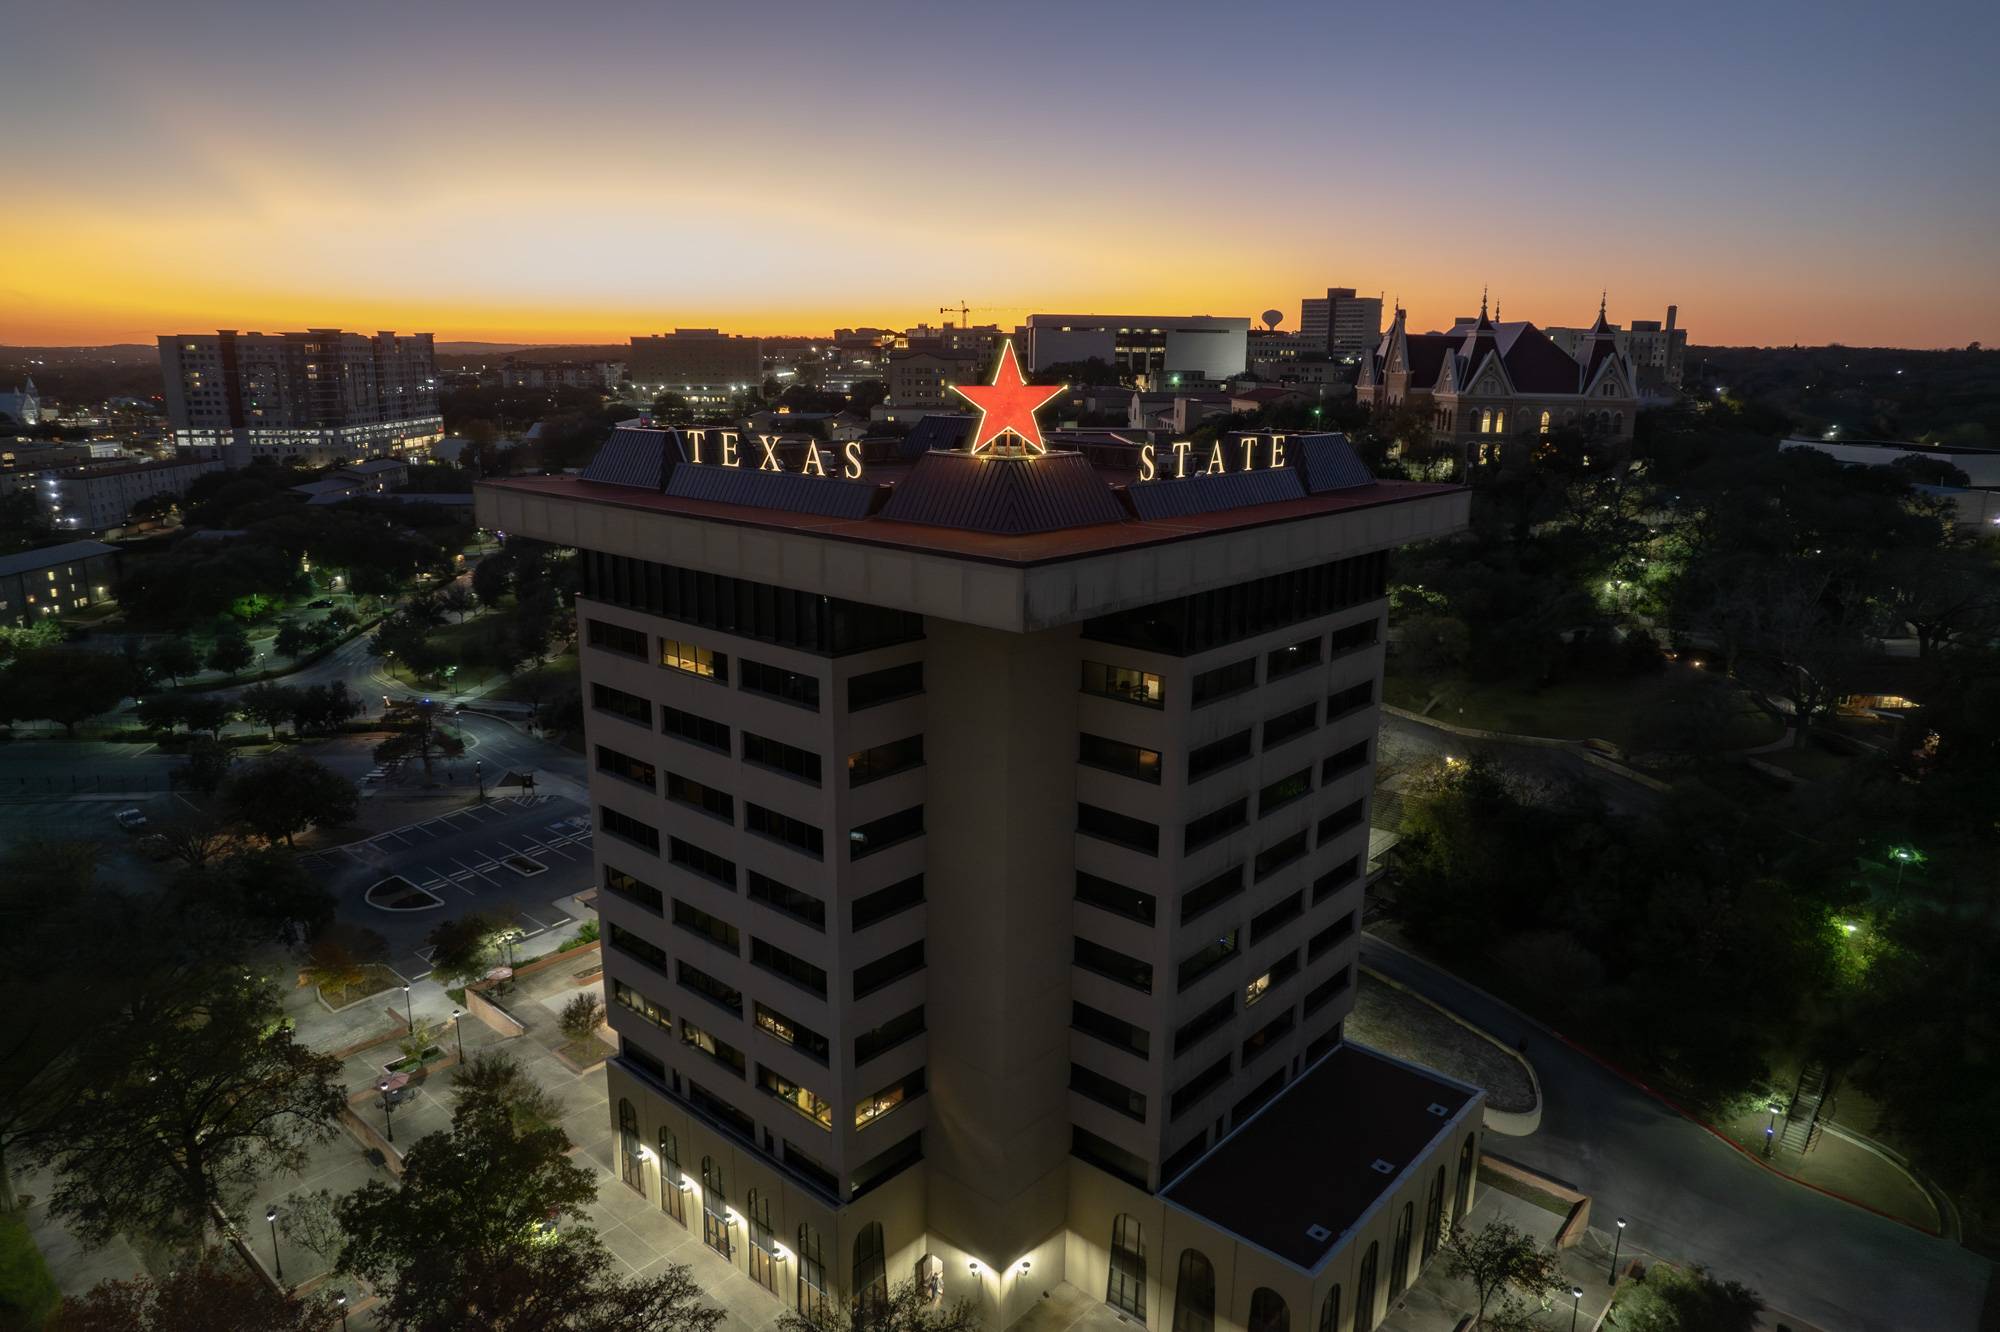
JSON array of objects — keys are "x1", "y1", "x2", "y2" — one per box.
[{"x1": 949, "y1": 340, "x2": 1065, "y2": 455}]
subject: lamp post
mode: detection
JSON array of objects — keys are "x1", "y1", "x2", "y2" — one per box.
[
  {"x1": 265, "y1": 1204, "x2": 283, "y2": 1282},
  {"x1": 1569, "y1": 1285, "x2": 1584, "y2": 1332},
  {"x1": 335, "y1": 1292, "x2": 348, "y2": 1330},
  {"x1": 1891, "y1": 845, "x2": 1919, "y2": 891},
  {"x1": 1609, "y1": 1216, "x2": 1626, "y2": 1283},
  {"x1": 451, "y1": 1007, "x2": 465, "y2": 1062},
  {"x1": 1764, "y1": 1103, "x2": 1781, "y2": 1158},
  {"x1": 476, "y1": 758, "x2": 485, "y2": 801},
  {"x1": 379, "y1": 1079, "x2": 395, "y2": 1143},
  {"x1": 402, "y1": 983, "x2": 414, "y2": 1031}
]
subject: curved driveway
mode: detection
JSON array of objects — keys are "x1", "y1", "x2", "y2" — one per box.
[{"x1": 1362, "y1": 936, "x2": 1990, "y2": 1332}]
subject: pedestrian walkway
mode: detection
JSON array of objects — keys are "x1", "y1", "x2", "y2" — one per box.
[{"x1": 1710, "y1": 1106, "x2": 1940, "y2": 1234}]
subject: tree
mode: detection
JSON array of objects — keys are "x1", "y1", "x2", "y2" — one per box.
[
  {"x1": 440, "y1": 582, "x2": 476, "y2": 623},
  {"x1": 426, "y1": 912, "x2": 511, "y2": 986},
  {"x1": 0, "y1": 646, "x2": 135, "y2": 734},
  {"x1": 207, "y1": 631, "x2": 255, "y2": 675},
  {"x1": 134, "y1": 693, "x2": 185, "y2": 733},
  {"x1": 152, "y1": 811, "x2": 235, "y2": 870},
  {"x1": 453, "y1": 1051, "x2": 563, "y2": 1133},
  {"x1": 1612, "y1": 1264, "x2": 1763, "y2": 1332},
  {"x1": 177, "y1": 847, "x2": 334, "y2": 948},
  {"x1": 226, "y1": 752, "x2": 357, "y2": 845},
  {"x1": 238, "y1": 681, "x2": 302, "y2": 738},
  {"x1": 1442, "y1": 1221, "x2": 1564, "y2": 1330},
  {"x1": 273, "y1": 621, "x2": 316, "y2": 660},
  {"x1": 374, "y1": 700, "x2": 466, "y2": 784},
  {"x1": 290, "y1": 681, "x2": 362, "y2": 735},
  {"x1": 144, "y1": 637, "x2": 201, "y2": 686},
  {"x1": 560, "y1": 993, "x2": 606, "y2": 1041},
  {"x1": 47, "y1": 1249, "x2": 341, "y2": 1332},
  {"x1": 183, "y1": 733, "x2": 234, "y2": 793},
  {"x1": 39, "y1": 977, "x2": 344, "y2": 1249},
  {"x1": 778, "y1": 1278, "x2": 980, "y2": 1332},
  {"x1": 179, "y1": 695, "x2": 235, "y2": 738}
]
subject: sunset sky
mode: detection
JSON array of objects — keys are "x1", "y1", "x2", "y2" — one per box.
[{"x1": 4, "y1": 0, "x2": 1995, "y2": 349}]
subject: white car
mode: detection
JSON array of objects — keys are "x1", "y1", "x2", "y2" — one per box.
[{"x1": 114, "y1": 808, "x2": 148, "y2": 831}]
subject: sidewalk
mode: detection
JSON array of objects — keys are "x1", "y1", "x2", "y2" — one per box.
[
  {"x1": 1711, "y1": 1107, "x2": 1939, "y2": 1234},
  {"x1": 1381, "y1": 1191, "x2": 1616, "y2": 1332}
]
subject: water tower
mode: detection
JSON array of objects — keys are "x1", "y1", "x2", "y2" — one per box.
[{"x1": 1261, "y1": 308, "x2": 1284, "y2": 331}]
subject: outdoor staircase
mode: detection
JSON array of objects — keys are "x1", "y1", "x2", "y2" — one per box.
[{"x1": 1780, "y1": 1061, "x2": 1832, "y2": 1156}]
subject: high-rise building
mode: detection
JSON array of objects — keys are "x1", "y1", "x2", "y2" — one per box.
[
  {"x1": 159, "y1": 329, "x2": 441, "y2": 467},
  {"x1": 630, "y1": 330, "x2": 767, "y2": 391},
  {"x1": 1298, "y1": 290, "x2": 1383, "y2": 355},
  {"x1": 1020, "y1": 315, "x2": 1251, "y2": 384},
  {"x1": 475, "y1": 367, "x2": 1484, "y2": 1332}
]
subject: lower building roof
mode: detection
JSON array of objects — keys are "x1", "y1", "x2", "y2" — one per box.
[
  {"x1": 1161, "y1": 1042, "x2": 1481, "y2": 1273},
  {"x1": 0, "y1": 539, "x2": 120, "y2": 577}
]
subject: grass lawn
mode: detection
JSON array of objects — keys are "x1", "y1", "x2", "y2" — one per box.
[
  {"x1": 1757, "y1": 740, "x2": 1859, "y2": 783},
  {"x1": 1385, "y1": 663, "x2": 1781, "y2": 751},
  {"x1": 487, "y1": 652, "x2": 578, "y2": 707},
  {"x1": 0, "y1": 1208, "x2": 61, "y2": 1332}
]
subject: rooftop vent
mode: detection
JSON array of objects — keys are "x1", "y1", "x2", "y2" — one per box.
[
  {"x1": 1427, "y1": 1102, "x2": 1451, "y2": 1117},
  {"x1": 1305, "y1": 1224, "x2": 1333, "y2": 1243},
  {"x1": 1370, "y1": 1159, "x2": 1395, "y2": 1175}
]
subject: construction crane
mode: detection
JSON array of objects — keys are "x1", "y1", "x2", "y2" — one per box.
[{"x1": 939, "y1": 302, "x2": 972, "y2": 326}]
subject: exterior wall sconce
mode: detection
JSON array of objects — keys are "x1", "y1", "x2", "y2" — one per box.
[{"x1": 967, "y1": 1260, "x2": 982, "y2": 1273}]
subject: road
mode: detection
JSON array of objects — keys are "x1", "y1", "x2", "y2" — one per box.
[
  {"x1": 1378, "y1": 709, "x2": 1662, "y2": 816},
  {"x1": 1361, "y1": 935, "x2": 1991, "y2": 1332}
]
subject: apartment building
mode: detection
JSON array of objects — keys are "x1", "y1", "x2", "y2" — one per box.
[
  {"x1": 630, "y1": 330, "x2": 766, "y2": 391},
  {"x1": 1299, "y1": 289, "x2": 1383, "y2": 354},
  {"x1": 38, "y1": 456, "x2": 223, "y2": 532},
  {"x1": 1019, "y1": 315, "x2": 1251, "y2": 385},
  {"x1": 159, "y1": 329, "x2": 442, "y2": 466},
  {"x1": 0, "y1": 539, "x2": 120, "y2": 626},
  {"x1": 475, "y1": 399, "x2": 1480, "y2": 1332}
]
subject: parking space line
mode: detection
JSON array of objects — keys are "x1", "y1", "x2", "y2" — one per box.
[{"x1": 451, "y1": 856, "x2": 506, "y2": 889}]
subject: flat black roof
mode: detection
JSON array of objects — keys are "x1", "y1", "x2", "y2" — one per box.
[{"x1": 1162, "y1": 1043, "x2": 1478, "y2": 1272}]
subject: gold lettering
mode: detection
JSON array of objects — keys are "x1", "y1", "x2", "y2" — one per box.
[
  {"x1": 1269, "y1": 435, "x2": 1286, "y2": 468},
  {"x1": 719, "y1": 431, "x2": 740, "y2": 468},
  {"x1": 685, "y1": 428, "x2": 705, "y2": 464},
  {"x1": 1206, "y1": 443, "x2": 1225, "y2": 475},
  {"x1": 1170, "y1": 441, "x2": 1192, "y2": 479},
  {"x1": 842, "y1": 440, "x2": 864, "y2": 479},
  {"x1": 756, "y1": 434, "x2": 782, "y2": 471},
  {"x1": 1138, "y1": 443, "x2": 1157, "y2": 482},
  {"x1": 1241, "y1": 436, "x2": 1256, "y2": 471},
  {"x1": 801, "y1": 442, "x2": 827, "y2": 477}
]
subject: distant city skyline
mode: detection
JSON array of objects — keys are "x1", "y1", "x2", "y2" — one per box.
[{"x1": 4, "y1": 0, "x2": 1996, "y2": 349}]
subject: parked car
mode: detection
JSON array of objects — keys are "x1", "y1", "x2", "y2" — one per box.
[
  {"x1": 136, "y1": 833, "x2": 173, "y2": 861},
  {"x1": 308, "y1": 597, "x2": 336, "y2": 608},
  {"x1": 114, "y1": 807, "x2": 148, "y2": 831}
]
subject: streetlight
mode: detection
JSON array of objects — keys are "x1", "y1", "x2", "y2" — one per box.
[
  {"x1": 1569, "y1": 1286, "x2": 1584, "y2": 1332},
  {"x1": 475, "y1": 757, "x2": 485, "y2": 801},
  {"x1": 265, "y1": 1204, "x2": 283, "y2": 1282},
  {"x1": 379, "y1": 1079, "x2": 395, "y2": 1143},
  {"x1": 451, "y1": 1008, "x2": 465, "y2": 1062},
  {"x1": 402, "y1": 983, "x2": 414, "y2": 1031},
  {"x1": 1609, "y1": 1216, "x2": 1626, "y2": 1282},
  {"x1": 1764, "y1": 1103, "x2": 1781, "y2": 1158},
  {"x1": 1890, "y1": 845, "x2": 1921, "y2": 891},
  {"x1": 336, "y1": 1292, "x2": 348, "y2": 1330}
]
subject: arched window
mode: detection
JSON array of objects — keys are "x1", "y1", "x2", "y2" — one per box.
[
  {"x1": 1454, "y1": 1135, "x2": 1476, "y2": 1221},
  {"x1": 1494, "y1": 409, "x2": 1506, "y2": 434},
  {"x1": 1613, "y1": 411, "x2": 1624, "y2": 436},
  {"x1": 658, "y1": 1127, "x2": 685, "y2": 1225},
  {"x1": 1390, "y1": 1202, "x2": 1415, "y2": 1296},
  {"x1": 1353, "y1": 1242, "x2": 1378, "y2": 1332},
  {"x1": 747, "y1": 1188, "x2": 776, "y2": 1292},
  {"x1": 1248, "y1": 1287, "x2": 1290, "y2": 1332},
  {"x1": 1539, "y1": 409, "x2": 1550, "y2": 435},
  {"x1": 699, "y1": 1156, "x2": 729, "y2": 1258},
  {"x1": 797, "y1": 1224, "x2": 828, "y2": 1317},
  {"x1": 1108, "y1": 1214, "x2": 1146, "y2": 1319},
  {"x1": 1318, "y1": 1287, "x2": 1341, "y2": 1332},
  {"x1": 854, "y1": 1222, "x2": 888, "y2": 1314},
  {"x1": 617, "y1": 1099, "x2": 644, "y2": 1195},
  {"x1": 1171, "y1": 1249, "x2": 1215, "y2": 1332},
  {"x1": 1478, "y1": 408, "x2": 1491, "y2": 434},
  {"x1": 1422, "y1": 1166, "x2": 1446, "y2": 1265}
]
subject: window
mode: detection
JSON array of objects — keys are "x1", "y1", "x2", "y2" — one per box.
[
  {"x1": 1254, "y1": 830, "x2": 1310, "y2": 881},
  {"x1": 1252, "y1": 891, "x2": 1305, "y2": 943},
  {"x1": 752, "y1": 937, "x2": 828, "y2": 997},
  {"x1": 1424, "y1": 1165, "x2": 1447, "y2": 1266},
  {"x1": 1242, "y1": 1006, "x2": 1295, "y2": 1064},
  {"x1": 747, "y1": 803, "x2": 824, "y2": 859},
  {"x1": 587, "y1": 617, "x2": 646, "y2": 658},
  {"x1": 1070, "y1": 1063, "x2": 1147, "y2": 1121},
  {"x1": 1317, "y1": 800, "x2": 1365, "y2": 845},
  {"x1": 1318, "y1": 1289, "x2": 1341, "y2": 1332},
  {"x1": 1083, "y1": 551, "x2": 1388, "y2": 658},
  {"x1": 1079, "y1": 803, "x2": 1160, "y2": 855},
  {"x1": 740, "y1": 658, "x2": 819, "y2": 710},
  {"x1": 1314, "y1": 856, "x2": 1360, "y2": 905},
  {"x1": 754, "y1": 1000, "x2": 830, "y2": 1064},
  {"x1": 1232, "y1": 1067, "x2": 1285, "y2": 1120},
  {"x1": 1171, "y1": 1249, "x2": 1216, "y2": 1332},
  {"x1": 852, "y1": 874, "x2": 925, "y2": 931},
  {"x1": 591, "y1": 682, "x2": 651, "y2": 727},
  {"x1": 1183, "y1": 799, "x2": 1247, "y2": 854},
  {"x1": 1248, "y1": 1288, "x2": 1290, "y2": 1332},
  {"x1": 742, "y1": 732, "x2": 822, "y2": 785},
  {"x1": 606, "y1": 923, "x2": 667, "y2": 975},
  {"x1": 748, "y1": 871, "x2": 825, "y2": 931},
  {"x1": 1304, "y1": 965, "x2": 1353, "y2": 1016},
  {"x1": 1188, "y1": 729, "x2": 1252, "y2": 782},
  {"x1": 1540, "y1": 409, "x2": 1551, "y2": 435},
  {"x1": 669, "y1": 836, "x2": 736, "y2": 888},
  {"x1": 700, "y1": 1156, "x2": 731, "y2": 1257},
  {"x1": 1178, "y1": 929, "x2": 1240, "y2": 990},
  {"x1": 667, "y1": 773, "x2": 734, "y2": 823},
  {"x1": 1322, "y1": 740, "x2": 1369, "y2": 784},
  {"x1": 758, "y1": 1065, "x2": 832, "y2": 1129},
  {"x1": 1309, "y1": 910, "x2": 1356, "y2": 961},
  {"x1": 1353, "y1": 1240, "x2": 1378, "y2": 1326},
  {"x1": 748, "y1": 1188, "x2": 777, "y2": 1292},
  {"x1": 599, "y1": 807, "x2": 659, "y2": 854},
  {"x1": 1258, "y1": 768, "x2": 1312, "y2": 816},
  {"x1": 1181, "y1": 865, "x2": 1244, "y2": 924},
  {"x1": 1246, "y1": 951, "x2": 1299, "y2": 1005},
  {"x1": 798, "y1": 1225, "x2": 829, "y2": 1318},
  {"x1": 1079, "y1": 733, "x2": 1163, "y2": 784},
  {"x1": 1074, "y1": 937, "x2": 1152, "y2": 993},
  {"x1": 1263, "y1": 702, "x2": 1317, "y2": 750},
  {"x1": 618, "y1": 1098, "x2": 644, "y2": 1194},
  {"x1": 1072, "y1": 1124, "x2": 1150, "y2": 1190},
  {"x1": 660, "y1": 1127, "x2": 685, "y2": 1224},
  {"x1": 1081, "y1": 659, "x2": 1163, "y2": 708},
  {"x1": 612, "y1": 978, "x2": 667, "y2": 1028},
  {"x1": 1266, "y1": 635, "x2": 1322, "y2": 681},
  {"x1": 854, "y1": 941, "x2": 925, "y2": 998},
  {"x1": 662, "y1": 704, "x2": 729, "y2": 753},
  {"x1": 604, "y1": 865, "x2": 663, "y2": 914},
  {"x1": 624, "y1": 1045, "x2": 667, "y2": 1085},
  {"x1": 853, "y1": 1223, "x2": 888, "y2": 1314},
  {"x1": 855, "y1": 1069, "x2": 926, "y2": 1128},
  {"x1": 848, "y1": 661, "x2": 923, "y2": 711},
  {"x1": 680, "y1": 1018, "x2": 745, "y2": 1077},
  {"x1": 1075, "y1": 872, "x2": 1156, "y2": 925},
  {"x1": 676, "y1": 961, "x2": 742, "y2": 1015},
  {"x1": 1328, "y1": 618, "x2": 1378, "y2": 657},
  {"x1": 1073, "y1": 1001, "x2": 1149, "y2": 1057},
  {"x1": 661, "y1": 637, "x2": 727, "y2": 681},
  {"x1": 854, "y1": 1005, "x2": 925, "y2": 1065},
  {"x1": 850, "y1": 805, "x2": 924, "y2": 858},
  {"x1": 596, "y1": 745, "x2": 656, "y2": 790},
  {"x1": 1174, "y1": 992, "x2": 1234, "y2": 1054},
  {"x1": 1108, "y1": 1216, "x2": 1146, "y2": 1320},
  {"x1": 1327, "y1": 679, "x2": 1373, "y2": 719},
  {"x1": 673, "y1": 899, "x2": 739, "y2": 953},
  {"x1": 848, "y1": 734, "x2": 924, "y2": 786},
  {"x1": 1191, "y1": 657, "x2": 1256, "y2": 707}
]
